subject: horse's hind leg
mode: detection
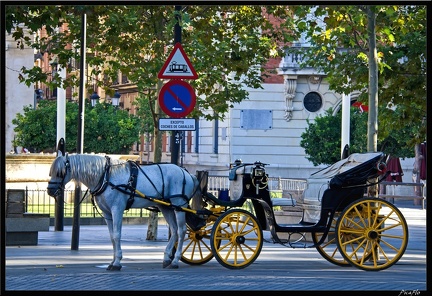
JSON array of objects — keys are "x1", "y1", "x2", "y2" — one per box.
[
  {"x1": 159, "y1": 208, "x2": 179, "y2": 268},
  {"x1": 170, "y1": 210, "x2": 187, "y2": 269}
]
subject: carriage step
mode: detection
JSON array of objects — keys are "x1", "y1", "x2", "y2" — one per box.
[
  {"x1": 272, "y1": 198, "x2": 296, "y2": 207},
  {"x1": 276, "y1": 224, "x2": 326, "y2": 232}
]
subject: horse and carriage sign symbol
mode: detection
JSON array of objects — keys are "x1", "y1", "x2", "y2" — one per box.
[
  {"x1": 158, "y1": 42, "x2": 198, "y2": 120},
  {"x1": 158, "y1": 42, "x2": 198, "y2": 79},
  {"x1": 169, "y1": 61, "x2": 188, "y2": 73}
]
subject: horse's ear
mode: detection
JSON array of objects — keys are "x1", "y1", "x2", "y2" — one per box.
[{"x1": 57, "y1": 150, "x2": 64, "y2": 157}]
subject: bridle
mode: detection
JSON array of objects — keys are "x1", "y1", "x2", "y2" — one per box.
[{"x1": 48, "y1": 155, "x2": 71, "y2": 198}]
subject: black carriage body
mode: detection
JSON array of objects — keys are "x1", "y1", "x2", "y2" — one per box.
[
  {"x1": 197, "y1": 153, "x2": 387, "y2": 243},
  {"x1": 184, "y1": 152, "x2": 408, "y2": 271},
  {"x1": 247, "y1": 152, "x2": 387, "y2": 235}
]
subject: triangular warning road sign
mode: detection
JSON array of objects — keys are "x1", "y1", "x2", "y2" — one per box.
[{"x1": 158, "y1": 42, "x2": 198, "y2": 79}]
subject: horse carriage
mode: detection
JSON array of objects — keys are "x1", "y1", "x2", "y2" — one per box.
[{"x1": 47, "y1": 151, "x2": 408, "y2": 271}]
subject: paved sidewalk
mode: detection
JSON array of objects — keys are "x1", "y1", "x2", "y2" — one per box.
[{"x1": 4, "y1": 202, "x2": 427, "y2": 292}]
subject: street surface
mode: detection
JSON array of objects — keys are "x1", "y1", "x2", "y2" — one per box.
[{"x1": 4, "y1": 203, "x2": 427, "y2": 292}]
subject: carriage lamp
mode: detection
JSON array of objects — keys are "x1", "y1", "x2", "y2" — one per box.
[
  {"x1": 112, "y1": 91, "x2": 121, "y2": 107},
  {"x1": 253, "y1": 167, "x2": 265, "y2": 177},
  {"x1": 251, "y1": 167, "x2": 266, "y2": 194},
  {"x1": 90, "y1": 92, "x2": 100, "y2": 107}
]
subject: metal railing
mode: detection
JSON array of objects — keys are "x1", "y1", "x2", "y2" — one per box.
[
  {"x1": 21, "y1": 188, "x2": 151, "y2": 218},
  {"x1": 8, "y1": 176, "x2": 308, "y2": 217},
  {"x1": 207, "y1": 175, "x2": 307, "y2": 197}
]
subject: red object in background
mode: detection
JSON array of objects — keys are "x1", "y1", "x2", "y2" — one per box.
[
  {"x1": 386, "y1": 157, "x2": 403, "y2": 182},
  {"x1": 352, "y1": 101, "x2": 369, "y2": 112}
]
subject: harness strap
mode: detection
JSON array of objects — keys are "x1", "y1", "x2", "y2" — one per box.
[
  {"x1": 106, "y1": 161, "x2": 140, "y2": 210},
  {"x1": 90, "y1": 156, "x2": 111, "y2": 196},
  {"x1": 135, "y1": 164, "x2": 165, "y2": 200},
  {"x1": 125, "y1": 161, "x2": 139, "y2": 210},
  {"x1": 158, "y1": 164, "x2": 165, "y2": 199},
  {"x1": 91, "y1": 160, "x2": 196, "y2": 213},
  {"x1": 90, "y1": 158, "x2": 140, "y2": 212}
]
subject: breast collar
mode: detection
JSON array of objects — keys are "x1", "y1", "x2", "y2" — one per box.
[
  {"x1": 90, "y1": 157, "x2": 140, "y2": 211},
  {"x1": 90, "y1": 156, "x2": 112, "y2": 196}
]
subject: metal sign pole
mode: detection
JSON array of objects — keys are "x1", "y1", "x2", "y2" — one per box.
[
  {"x1": 54, "y1": 138, "x2": 65, "y2": 231},
  {"x1": 71, "y1": 12, "x2": 86, "y2": 251},
  {"x1": 170, "y1": 5, "x2": 182, "y2": 166}
]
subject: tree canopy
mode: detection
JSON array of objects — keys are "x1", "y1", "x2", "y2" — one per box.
[
  {"x1": 300, "y1": 107, "x2": 415, "y2": 166},
  {"x1": 5, "y1": 5, "x2": 296, "y2": 121},
  {"x1": 290, "y1": 5, "x2": 426, "y2": 148},
  {"x1": 12, "y1": 100, "x2": 141, "y2": 153}
]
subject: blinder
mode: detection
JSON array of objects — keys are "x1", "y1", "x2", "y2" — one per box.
[{"x1": 47, "y1": 157, "x2": 71, "y2": 197}]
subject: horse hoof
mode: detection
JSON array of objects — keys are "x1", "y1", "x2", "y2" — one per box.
[
  {"x1": 162, "y1": 260, "x2": 172, "y2": 268},
  {"x1": 107, "y1": 264, "x2": 122, "y2": 271}
]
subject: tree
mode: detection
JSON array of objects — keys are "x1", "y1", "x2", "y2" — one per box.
[
  {"x1": 300, "y1": 108, "x2": 367, "y2": 166},
  {"x1": 290, "y1": 5, "x2": 426, "y2": 153},
  {"x1": 5, "y1": 5, "x2": 296, "y2": 120},
  {"x1": 301, "y1": 107, "x2": 415, "y2": 166},
  {"x1": 12, "y1": 99, "x2": 142, "y2": 154},
  {"x1": 11, "y1": 101, "x2": 58, "y2": 153},
  {"x1": 366, "y1": 5, "x2": 378, "y2": 153}
]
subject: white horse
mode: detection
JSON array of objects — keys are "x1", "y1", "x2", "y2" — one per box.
[{"x1": 47, "y1": 151, "x2": 200, "y2": 270}]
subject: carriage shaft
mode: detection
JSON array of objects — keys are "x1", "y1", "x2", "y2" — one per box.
[{"x1": 133, "y1": 189, "x2": 197, "y2": 214}]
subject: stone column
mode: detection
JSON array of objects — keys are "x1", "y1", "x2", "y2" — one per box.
[{"x1": 283, "y1": 75, "x2": 297, "y2": 121}]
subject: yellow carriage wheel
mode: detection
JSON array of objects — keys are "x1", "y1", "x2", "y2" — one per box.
[
  {"x1": 180, "y1": 218, "x2": 218, "y2": 265},
  {"x1": 336, "y1": 198, "x2": 408, "y2": 271},
  {"x1": 211, "y1": 209, "x2": 263, "y2": 269},
  {"x1": 312, "y1": 212, "x2": 351, "y2": 267}
]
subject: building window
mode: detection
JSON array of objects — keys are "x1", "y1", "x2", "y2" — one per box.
[
  {"x1": 304, "y1": 92, "x2": 322, "y2": 112},
  {"x1": 194, "y1": 121, "x2": 199, "y2": 153},
  {"x1": 213, "y1": 119, "x2": 219, "y2": 154},
  {"x1": 121, "y1": 72, "x2": 129, "y2": 84}
]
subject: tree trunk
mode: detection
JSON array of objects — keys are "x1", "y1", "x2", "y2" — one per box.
[
  {"x1": 146, "y1": 80, "x2": 164, "y2": 241},
  {"x1": 367, "y1": 6, "x2": 379, "y2": 197},
  {"x1": 367, "y1": 5, "x2": 378, "y2": 154},
  {"x1": 412, "y1": 143, "x2": 423, "y2": 206}
]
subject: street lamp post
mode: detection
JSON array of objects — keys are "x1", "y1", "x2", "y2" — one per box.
[
  {"x1": 112, "y1": 90, "x2": 121, "y2": 108},
  {"x1": 90, "y1": 91, "x2": 100, "y2": 107},
  {"x1": 34, "y1": 89, "x2": 43, "y2": 109}
]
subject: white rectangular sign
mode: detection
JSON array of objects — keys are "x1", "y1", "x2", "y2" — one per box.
[{"x1": 158, "y1": 118, "x2": 196, "y2": 131}]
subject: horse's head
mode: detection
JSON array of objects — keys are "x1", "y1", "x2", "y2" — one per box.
[{"x1": 47, "y1": 150, "x2": 72, "y2": 198}]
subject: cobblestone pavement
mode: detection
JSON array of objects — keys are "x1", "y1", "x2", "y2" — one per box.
[{"x1": 3, "y1": 203, "x2": 427, "y2": 292}]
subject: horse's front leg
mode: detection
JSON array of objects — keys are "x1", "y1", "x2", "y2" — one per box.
[
  {"x1": 106, "y1": 211, "x2": 124, "y2": 271},
  {"x1": 169, "y1": 210, "x2": 187, "y2": 269}
]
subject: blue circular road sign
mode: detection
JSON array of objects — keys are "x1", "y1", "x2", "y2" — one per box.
[{"x1": 158, "y1": 80, "x2": 196, "y2": 118}]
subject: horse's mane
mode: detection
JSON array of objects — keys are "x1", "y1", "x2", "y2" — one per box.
[{"x1": 51, "y1": 154, "x2": 129, "y2": 185}]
